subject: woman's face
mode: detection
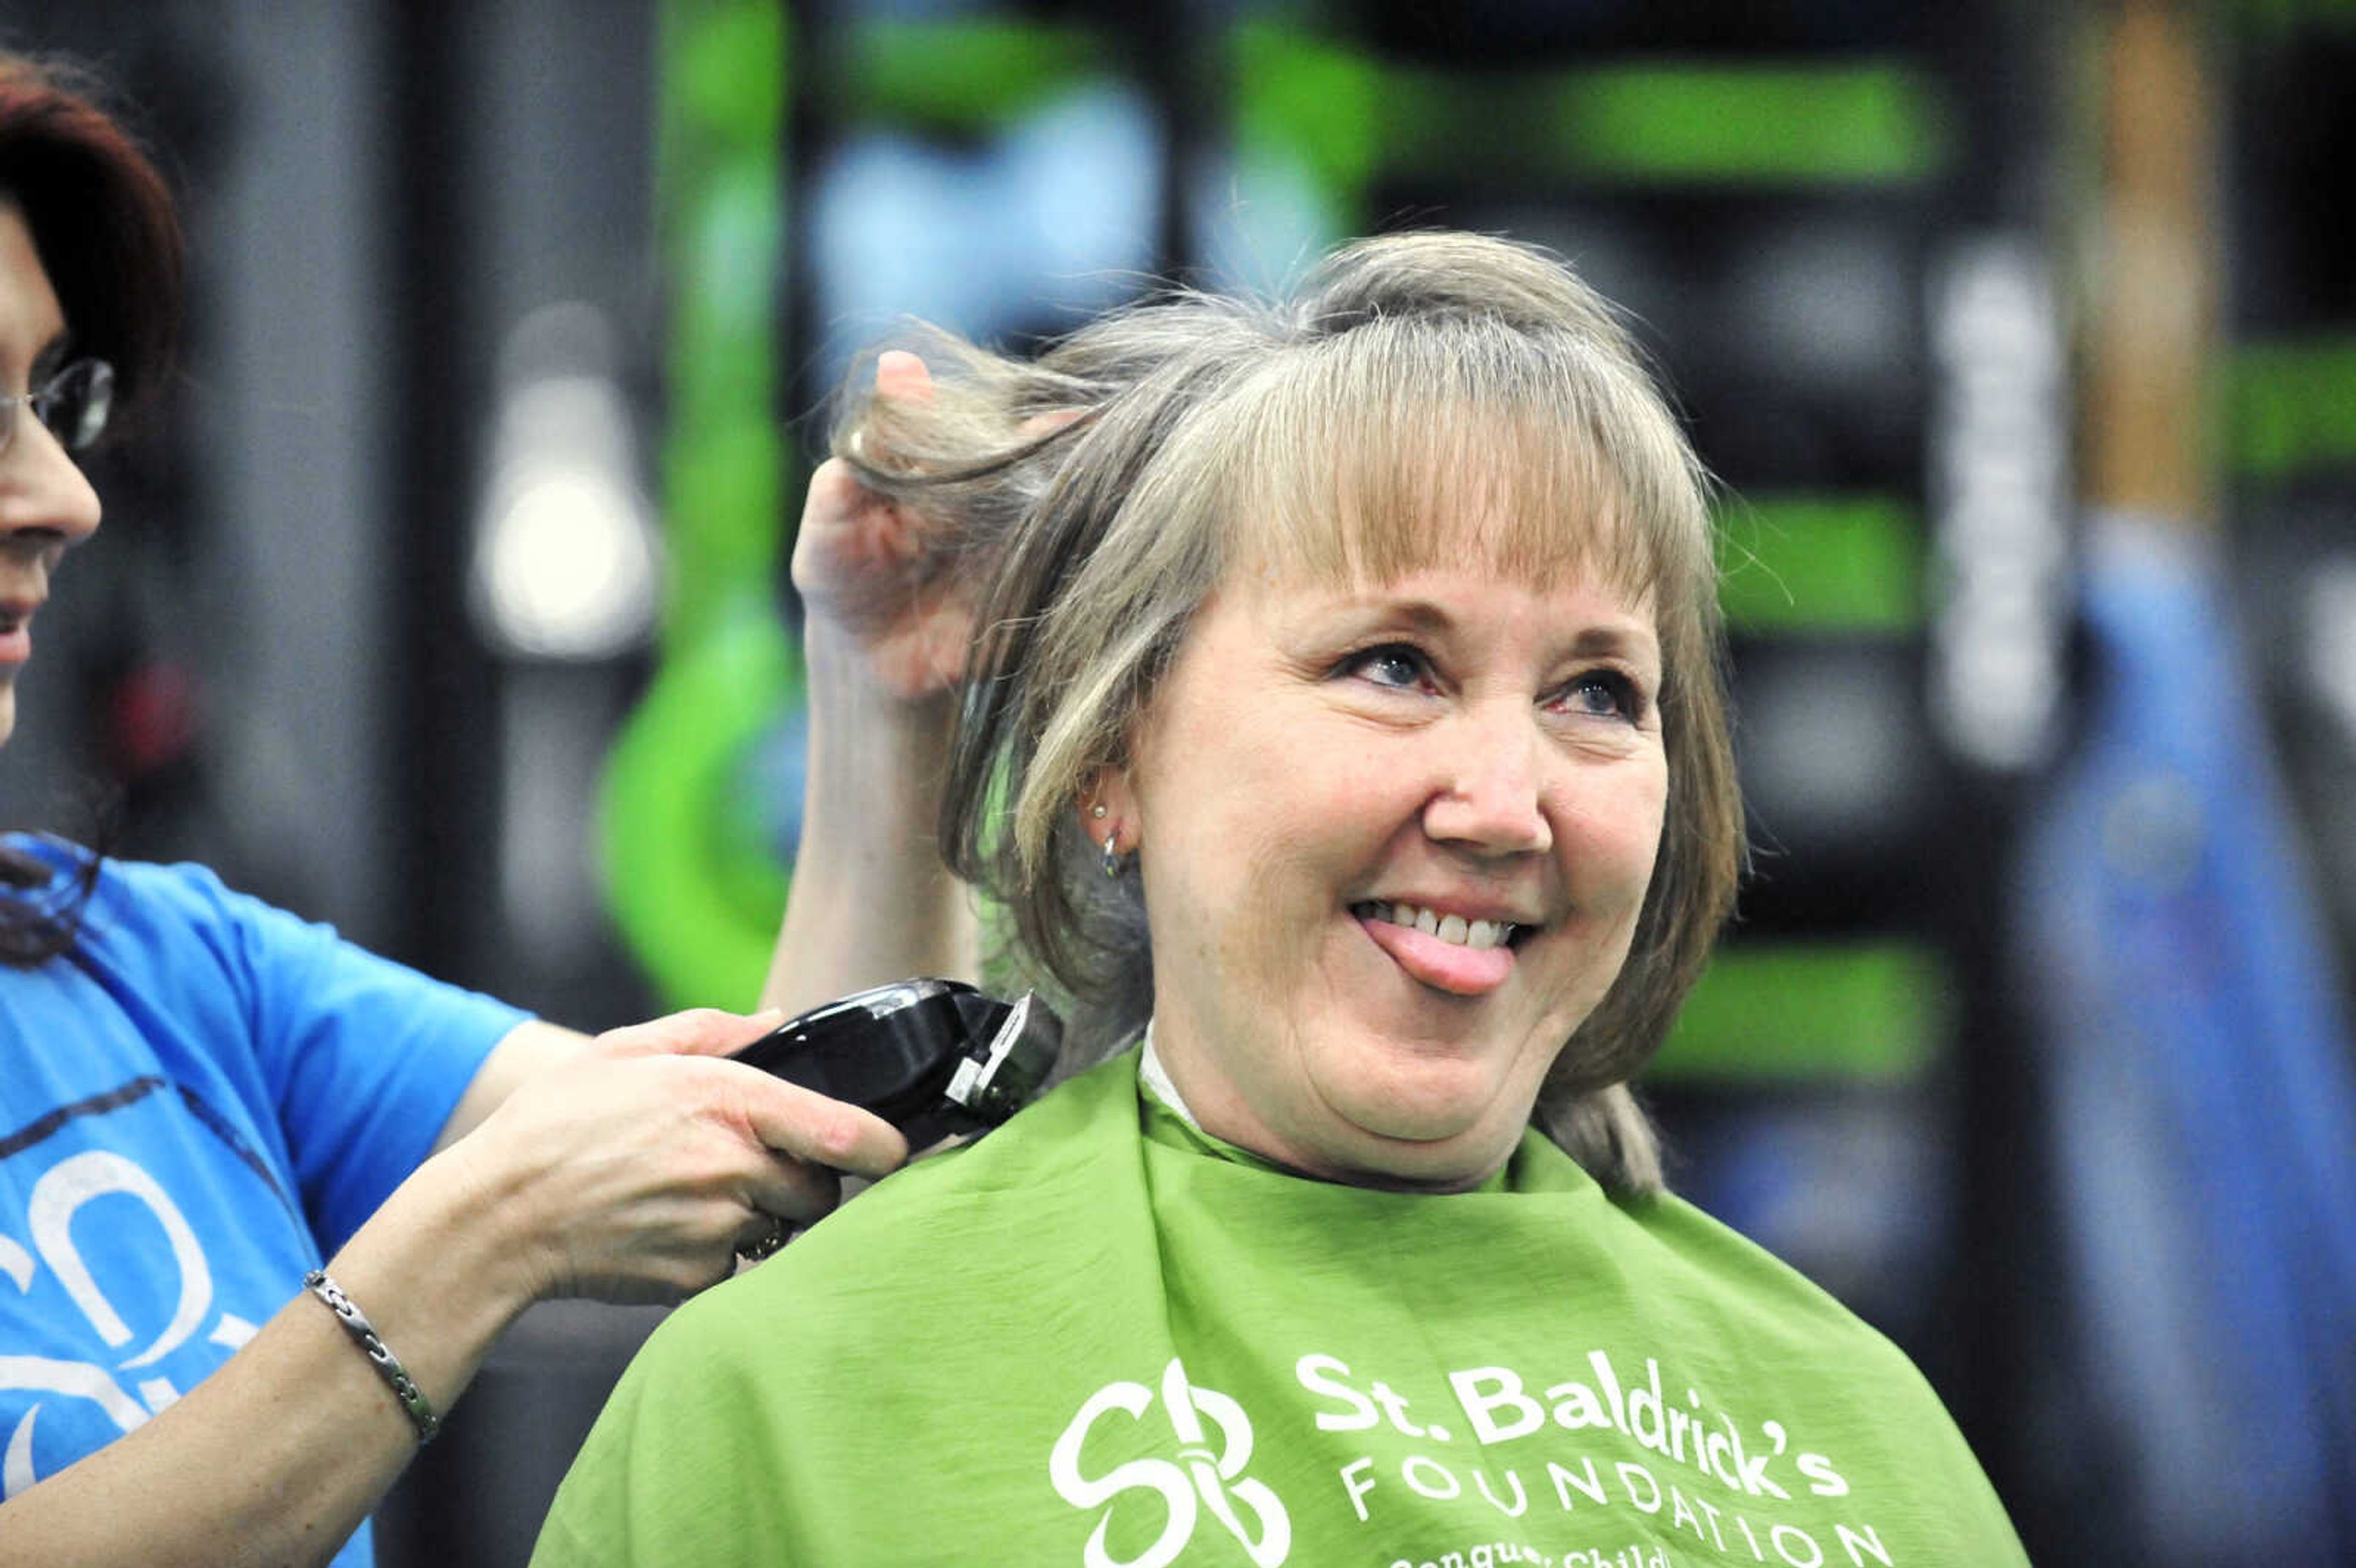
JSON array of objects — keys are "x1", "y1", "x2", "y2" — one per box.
[
  {"x1": 0, "y1": 201, "x2": 103, "y2": 748},
  {"x1": 1109, "y1": 548, "x2": 1668, "y2": 1190}
]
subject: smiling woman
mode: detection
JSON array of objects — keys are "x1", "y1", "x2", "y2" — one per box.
[
  {"x1": 937, "y1": 239, "x2": 1734, "y2": 1194},
  {"x1": 536, "y1": 234, "x2": 2030, "y2": 1567},
  {"x1": 1104, "y1": 565, "x2": 1669, "y2": 1190}
]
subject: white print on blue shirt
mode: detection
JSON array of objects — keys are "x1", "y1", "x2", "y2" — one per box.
[{"x1": 1, "y1": 1141, "x2": 268, "y2": 1497}]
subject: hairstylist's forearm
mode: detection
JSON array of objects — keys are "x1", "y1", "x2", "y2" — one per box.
[
  {"x1": 760, "y1": 619, "x2": 980, "y2": 1018},
  {"x1": 0, "y1": 1147, "x2": 533, "y2": 1568}
]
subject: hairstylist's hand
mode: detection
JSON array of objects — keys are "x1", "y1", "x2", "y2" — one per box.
[
  {"x1": 444, "y1": 1009, "x2": 909, "y2": 1305},
  {"x1": 791, "y1": 351, "x2": 973, "y2": 701}
]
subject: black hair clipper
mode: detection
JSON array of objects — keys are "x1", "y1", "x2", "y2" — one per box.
[{"x1": 730, "y1": 978, "x2": 1061, "y2": 1153}]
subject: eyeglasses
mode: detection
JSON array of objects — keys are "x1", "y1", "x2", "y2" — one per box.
[{"x1": 0, "y1": 359, "x2": 115, "y2": 457}]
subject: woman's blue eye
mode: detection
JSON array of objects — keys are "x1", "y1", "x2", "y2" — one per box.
[
  {"x1": 1348, "y1": 645, "x2": 1430, "y2": 690},
  {"x1": 1561, "y1": 670, "x2": 1638, "y2": 720}
]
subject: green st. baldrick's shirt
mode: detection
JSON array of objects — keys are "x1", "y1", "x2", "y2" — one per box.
[{"x1": 533, "y1": 1053, "x2": 2027, "y2": 1568}]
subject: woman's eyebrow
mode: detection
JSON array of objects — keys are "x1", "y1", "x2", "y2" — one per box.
[
  {"x1": 1569, "y1": 623, "x2": 1661, "y2": 663},
  {"x1": 1348, "y1": 596, "x2": 1660, "y2": 663},
  {"x1": 1355, "y1": 597, "x2": 1457, "y2": 635}
]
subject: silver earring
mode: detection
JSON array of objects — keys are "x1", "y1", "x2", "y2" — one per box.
[
  {"x1": 1091, "y1": 804, "x2": 1107, "y2": 820},
  {"x1": 1102, "y1": 831, "x2": 1122, "y2": 880}
]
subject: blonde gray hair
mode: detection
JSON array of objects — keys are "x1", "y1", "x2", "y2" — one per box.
[{"x1": 833, "y1": 232, "x2": 1742, "y2": 1194}]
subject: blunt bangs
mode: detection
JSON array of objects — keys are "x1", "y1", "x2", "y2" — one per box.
[{"x1": 1214, "y1": 317, "x2": 1711, "y2": 621}]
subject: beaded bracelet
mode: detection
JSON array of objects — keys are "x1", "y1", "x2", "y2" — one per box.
[{"x1": 302, "y1": 1270, "x2": 441, "y2": 1445}]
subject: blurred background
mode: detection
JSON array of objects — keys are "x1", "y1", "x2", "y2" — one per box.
[{"x1": 2, "y1": 0, "x2": 2352, "y2": 1562}]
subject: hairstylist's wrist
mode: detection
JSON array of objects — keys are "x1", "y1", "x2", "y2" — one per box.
[{"x1": 318, "y1": 1138, "x2": 550, "y2": 1423}]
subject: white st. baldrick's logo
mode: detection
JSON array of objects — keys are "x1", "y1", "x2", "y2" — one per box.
[{"x1": 1049, "y1": 1356, "x2": 1292, "y2": 1568}]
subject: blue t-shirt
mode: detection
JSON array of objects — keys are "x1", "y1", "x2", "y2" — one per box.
[{"x1": 0, "y1": 839, "x2": 526, "y2": 1564}]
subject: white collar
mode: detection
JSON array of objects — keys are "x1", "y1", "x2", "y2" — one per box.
[{"x1": 1136, "y1": 1020, "x2": 1203, "y2": 1131}]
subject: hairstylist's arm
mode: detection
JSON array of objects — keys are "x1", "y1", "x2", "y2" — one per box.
[
  {"x1": 0, "y1": 1008, "x2": 906, "y2": 1568},
  {"x1": 761, "y1": 350, "x2": 981, "y2": 1016}
]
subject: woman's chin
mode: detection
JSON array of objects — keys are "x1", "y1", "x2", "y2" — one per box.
[
  {"x1": 1312, "y1": 1082, "x2": 1530, "y2": 1189},
  {"x1": 1330, "y1": 1129, "x2": 1519, "y2": 1193},
  {"x1": 1315, "y1": 1049, "x2": 1534, "y2": 1140},
  {"x1": 1339, "y1": 1093, "x2": 1485, "y2": 1145}
]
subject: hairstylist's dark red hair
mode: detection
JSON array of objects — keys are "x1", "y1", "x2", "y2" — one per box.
[
  {"x1": 0, "y1": 53, "x2": 183, "y2": 962},
  {"x1": 0, "y1": 52, "x2": 182, "y2": 404}
]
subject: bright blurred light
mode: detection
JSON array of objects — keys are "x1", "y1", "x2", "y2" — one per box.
[
  {"x1": 479, "y1": 457, "x2": 658, "y2": 659},
  {"x1": 470, "y1": 309, "x2": 661, "y2": 660}
]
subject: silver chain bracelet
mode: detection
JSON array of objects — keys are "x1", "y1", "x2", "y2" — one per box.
[{"x1": 302, "y1": 1269, "x2": 441, "y2": 1445}]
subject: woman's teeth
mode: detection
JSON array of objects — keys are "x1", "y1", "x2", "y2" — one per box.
[{"x1": 1357, "y1": 901, "x2": 1516, "y2": 951}]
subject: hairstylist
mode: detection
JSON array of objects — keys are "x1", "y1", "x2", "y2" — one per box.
[
  {"x1": 0, "y1": 55, "x2": 912, "y2": 1568},
  {"x1": 536, "y1": 233, "x2": 2030, "y2": 1563}
]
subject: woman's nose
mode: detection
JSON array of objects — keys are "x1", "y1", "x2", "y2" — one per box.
[
  {"x1": 0, "y1": 415, "x2": 104, "y2": 546},
  {"x1": 1420, "y1": 707, "x2": 1553, "y2": 858}
]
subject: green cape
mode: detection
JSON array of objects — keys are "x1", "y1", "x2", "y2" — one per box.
[{"x1": 536, "y1": 1051, "x2": 2025, "y2": 1567}]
